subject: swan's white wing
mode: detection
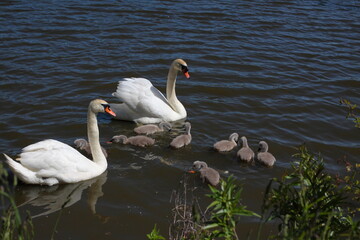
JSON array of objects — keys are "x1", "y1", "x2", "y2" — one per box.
[
  {"x1": 20, "y1": 139, "x2": 96, "y2": 174},
  {"x1": 112, "y1": 78, "x2": 176, "y2": 119}
]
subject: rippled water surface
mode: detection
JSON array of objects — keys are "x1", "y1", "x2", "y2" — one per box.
[{"x1": 1, "y1": 0, "x2": 359, "y2": 239}]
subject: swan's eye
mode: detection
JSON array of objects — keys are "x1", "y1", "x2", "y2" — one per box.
[
  {"x1": 181, "y1": 65, "x2": 190, "y2": 78},
  {"x1": 181, "y1": 65, "x2": 188, "y2": 73}
]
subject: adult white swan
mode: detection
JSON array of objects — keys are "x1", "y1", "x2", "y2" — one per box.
[
  {"x1": 3, "y1": 99, "x2": 116, "y2": 186},
  {"x1": 109, "y1": 59, "x2": 190, "y2": 124}
]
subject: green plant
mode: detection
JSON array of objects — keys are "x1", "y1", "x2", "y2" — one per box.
[
  {"x1": 148, "y1": 175, "x2": 259, "y2": 240},
  {"x1": 147, "y1": 224, "x2": 165, "y2": 240},
  {"x1": 0, "y1": 162, "x2": 33, "y2": 240},
  {"x1": 262, "y1": 145, "x2": 359, "y2": 239},
  {"x1": 340, "y1": 98, "x2": 360, "y2": 128},
  {"x1": 203, "y1": 176, "x2": 260, "y2": 240}
]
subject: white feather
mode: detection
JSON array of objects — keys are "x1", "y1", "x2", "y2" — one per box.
[
  {"x1": 110, "y1": 59, "x2": 188, "y2": 124},
  {"x1": 3, "y1": 99, "x2": 111, "y2": 186}
]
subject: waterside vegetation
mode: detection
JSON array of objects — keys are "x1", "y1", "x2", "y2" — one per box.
[
  {"x1": 148, "y1": 145, "x2": 360, "y2": 239},
  {"x1": 0, "y1": 163, "x2": 33, "y2": 240}
]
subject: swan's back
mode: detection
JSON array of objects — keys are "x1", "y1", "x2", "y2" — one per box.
[
  {"x1": 134, "y1": 124, "x2": 160, "y2": 135},
  {"x1": 213, "y1": 140, "x2": 237, "y2": 152},
  {"x1": 170, "y1": 135, "x2": 192, "y2": 149},
  {"x1": 200, "y1": 167, "x2": 220, "y2": 186},
  {"x1": 257, "y1": 141, "x2": 276, "y2": 167},
  {"x1": 257, "y1": 152, "x2": 276, "y2": 167},
  {"x1": 111, "y1": 78, "x2": 181, "y2": 123},
  {"x1": 20, "y1": 139, "x2": 97, "y2": 173},
  {"x1": 237, "y1": 147, "x2": 255, "y2": 162},
  {"x1": 127, "y1": 136, "x2": 155, "y2": 147}
]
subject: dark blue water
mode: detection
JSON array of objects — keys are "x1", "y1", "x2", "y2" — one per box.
[{"x1": 1, "y1": 0, "x2": 359, "y2": 239}]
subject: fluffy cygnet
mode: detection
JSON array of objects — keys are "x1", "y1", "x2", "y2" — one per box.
[
  {"x1": 170, "y1": 122, "x2": 192, "y2": 149},
  {"x1": 237, "y1": 136, "x2": 254, "y2": 162},
  {"x1": 257, "y1": 141, "x2": 276, "y2": 167},
  {"x1": 74, "y1": 138, "x2": 108, "y2": 158},
  {"x1": 134, "y1": 122, "x2": 172, "y2": 135},
  {"x1": 190, "y1": 161, "x2": 220, "y2": 186},
  {"x1": 213, "y1": 133, "x2": 239, "y2": 152},
  {"x1": 108, "y1": 135, "x2": 155, "y2": 147}
]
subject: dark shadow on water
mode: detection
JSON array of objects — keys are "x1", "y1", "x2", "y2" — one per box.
[{"x1": 14, "y1": 171, "x2": 108, "y2": 219}]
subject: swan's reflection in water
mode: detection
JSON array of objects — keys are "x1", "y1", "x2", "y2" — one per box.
[{"x1": 15, "y1": 171, "x2": 108, "y2": 219}]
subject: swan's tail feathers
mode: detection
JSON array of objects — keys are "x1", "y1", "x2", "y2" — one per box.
[{"x1": 3, "y1": 153, "x2": 38, "y2": 184}]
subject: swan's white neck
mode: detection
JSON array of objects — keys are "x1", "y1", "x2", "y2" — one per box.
[
  {"x1": 186, "y1": 126, "x2": 191, "y2": 135},
  {"x1": 87, "y1": 108, "x2": 107, "y2": 169},
  {"x1": 166, "y1": 63, "x2": 186, "y2": 117},
  {"x1": 243, "y1": 138, "x2": 249, "y2": 148}
]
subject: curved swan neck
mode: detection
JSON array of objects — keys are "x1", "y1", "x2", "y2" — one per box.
[
  {"x1": 242, "y1": 137, "x2": 249, "y2": 148},
  {"x1": 166, "y1": 62, "x2": 176, "y2": 100},
  {"x1": 166, "y1": 62, "x2": 186, "y2": 115},
  {"x1": 87, "y1": 108, "x2": 107, "y2": 168},
  {"x1": 229, "y1": 133, "x2": 239, "y2": 143},
  {"x1": 185, "y1": 123, "x2": 191, "y2": 135}
]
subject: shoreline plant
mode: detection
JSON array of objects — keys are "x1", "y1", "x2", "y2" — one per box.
[
  {"x1": 147, "y1": 145, "x2": 360, "y2": 239},
  {"x1": 262, "y1": 145, "x2": 359, "y2": 239},
  {"x1": 0, "y1": 163, "x2": 34, "y2": 240}
]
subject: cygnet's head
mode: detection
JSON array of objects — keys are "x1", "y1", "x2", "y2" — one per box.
[
  {"x1": 191, "y1": 161, "x2": 208, "y2": 171},
  {"x1": 229, "y1": 133, "x2": 239, "y2": 142},
  {"x1": 159, "y1": 122, "x2": 172, "y2": 131},
  {"x1": 74, "y1": 139, "x2": 88, "y2": 149},
  {"x1": 108, "y1": 135, "x2": 127, "y2": 144},
  {"x1": 258, "y1": 141, "x2": 269, "y2": 152}
]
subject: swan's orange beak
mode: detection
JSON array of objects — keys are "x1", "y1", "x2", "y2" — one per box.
[
  {"x1": 188, "y1": 170, "x2": 196, "y2": 174},
  {"x1": 105, "y1": 106, "x2": 116, "y2": 117},
  {"x1": 184, "y1": 71, "x2": 190, "y2": 79}
]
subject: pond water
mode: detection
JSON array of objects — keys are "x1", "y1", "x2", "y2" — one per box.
[{"x1": 1, "y1": 0, "x2": 359, "y2": 239}]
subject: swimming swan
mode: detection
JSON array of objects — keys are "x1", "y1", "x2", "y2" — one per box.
[
  {"x1": 134, "y1": 122, "x2": 172, "y2": 135},
  {"x1": 189, "y1": 161, "x2": 220, "y2": 186},
  {"x1": 108, "y1": 135, "x2": 155, "y2": 147},
  {"x1": 170, "y1": 122, "x2": 192, "y2": 149},
  {"x1": 213, "y1": 133, "x2": 239, "y2": 152},
  {"x1": 257, "y1": 141, "x2": 276, "y2": 167},
  {"x1": 3, "y1": 99, "x2": 116, "y2": 186},
  {"x1": 110, "y1": 59, "x2": 190, "y2": 124},
  {"x1": 237, "y1": 136, "x2": 254, "y2": 162}
]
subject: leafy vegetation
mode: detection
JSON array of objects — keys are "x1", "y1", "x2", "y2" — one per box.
[
  {"x1": 149, "y1": 175, "x2": 259, "y2": 240},
  {"x1": 203, "y1": 176, "x2": 260, "y2": 240},
  {"x1": 0, "y1": 162, "x2": 33, "y2": 240},
  {"x1": 262, "y1": 145, "x2": 359, "y2": 239},
  {"x1": 148, "y1": 146, "x2": 360, "y2": 240},
  {"x1": 147, "y1": 224, "x2": 166, "y2": 240},
  {"x1": 340, "y1": 98, "x2": 360, "y2": 128}
]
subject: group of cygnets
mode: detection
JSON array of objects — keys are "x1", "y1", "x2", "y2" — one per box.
[
  {"x1": 74, "y1": 121, "x2": 276, "y2": 187},
  {"x1": 74, "y1": 121, "x2": 191, "y2": 150},
  {"x1": 213, "y1": 132, "x2": 276, "y2": 166},
  {"x1": 4, "y1": 59, "x2": 276, "y2": 188}
]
